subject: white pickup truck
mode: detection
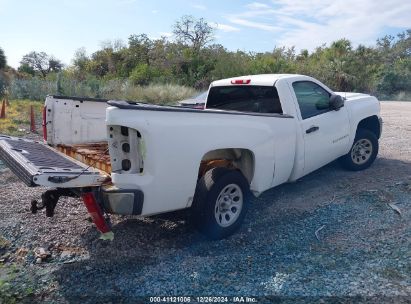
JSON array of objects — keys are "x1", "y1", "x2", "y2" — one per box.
[{"x1": 0, "y1": 74, "x2": 382, "y2": 239}]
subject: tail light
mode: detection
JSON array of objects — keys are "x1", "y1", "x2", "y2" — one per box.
[
  {"x1": 231, "y1": 79, "x2": 251, "y2": 85},
  {"x1": 42, "y1": 106, "x2": 47, "y2": 142},
  {"x1": 107, "y1": 126, "x2": 144, "y2": 174}
]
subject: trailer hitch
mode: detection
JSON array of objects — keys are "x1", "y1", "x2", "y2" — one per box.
[
  {"x1": 31, "y1": 189, "x2": 77, "y2": 217},
  {"x1": 30, "y1": 188, "x2": 113, "y2": 240}
]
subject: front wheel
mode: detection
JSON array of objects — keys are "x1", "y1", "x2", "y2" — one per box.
[
  {"x1": 339, "y1": 128, "x2": 379, "y2": 171},
  {"x1": 191, "y1": 167, "x2": 250, "y2": 240}
]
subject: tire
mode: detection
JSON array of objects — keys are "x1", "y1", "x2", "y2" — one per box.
[
  {"x1": 339, "y1": 128, "x2": 379, "y2": 171},
  {"x1": 191, "y1": 167, "x2": 250, "y2": 240}
]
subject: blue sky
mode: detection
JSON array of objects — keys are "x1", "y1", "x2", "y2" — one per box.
[{"x1": 1, "y1": 0, "x2": 410, "y2": 68}]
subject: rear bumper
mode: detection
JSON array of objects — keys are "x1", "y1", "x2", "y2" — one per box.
[{"x1": 101, "y1": 186, "x2": 144, "y2": 215}]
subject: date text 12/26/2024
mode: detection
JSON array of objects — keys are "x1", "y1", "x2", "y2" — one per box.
[{"x1": 149, "y1": 296, "x2": 257, "y2": 303}]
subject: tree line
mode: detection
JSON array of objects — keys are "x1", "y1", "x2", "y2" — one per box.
[{"x1": 0, "y1": 16, "x2": 410, "y2": 101}]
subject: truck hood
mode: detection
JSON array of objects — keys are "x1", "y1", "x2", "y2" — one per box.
[{"x1": 334, "y1": 92, "x2": 371, "y2": 100}]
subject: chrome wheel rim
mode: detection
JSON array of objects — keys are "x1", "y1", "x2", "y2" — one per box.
[
  {"x1": 351, "y1": 138, "x2": 373, "y2": 165},
  {"x1": 214, "y1": 184, "x2": 243, "y2": 228}
]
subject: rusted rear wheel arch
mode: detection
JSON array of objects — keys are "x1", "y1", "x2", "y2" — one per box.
[{"x1": 198, "y1": 148, "x2": 255, "y2": 184}]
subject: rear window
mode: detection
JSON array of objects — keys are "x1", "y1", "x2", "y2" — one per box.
[{"x1": 207, "y1": 86, "x2": 283, "y2": 114}]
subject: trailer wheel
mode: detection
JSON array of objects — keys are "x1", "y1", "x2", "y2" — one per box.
[
  {"x1": 191, "y1": 167, "x2": 250, "y2": 240},
  {"x1": 339, "y1": 128, "x2": 378, "y2": 171}
]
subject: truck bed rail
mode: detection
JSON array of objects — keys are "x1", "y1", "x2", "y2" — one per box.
[{"x1": 107, "y1": 100, "x2": 294, "y2": 118}]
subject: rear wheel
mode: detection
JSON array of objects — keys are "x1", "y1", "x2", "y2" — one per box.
[
  {"x1": 191, "y1": 167, "x2": 250, "y2": 240},
  {"x1": 339, "y1": 128, "x2": 378, "y2": 171}
]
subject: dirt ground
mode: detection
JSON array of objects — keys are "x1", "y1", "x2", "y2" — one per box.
[{"x1": 0, "y1": 101, "x2": 410, "y2": 303}]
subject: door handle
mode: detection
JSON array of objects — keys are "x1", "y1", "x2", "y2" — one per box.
[{"x1": 306, "y1": 126, "x2": 319, "y2": 134}]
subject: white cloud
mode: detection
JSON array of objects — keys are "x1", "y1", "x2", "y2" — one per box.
[
  {"x1": 159, "y1": 32, "x2": 173, "y2": 38},
  {"x1": 191, "y1": 4, "x2": 206, "y2": 10},
  {"x1": 272, "y1": 0, "x2": 411, "y2": 50},
  {"x1": 117, "y1": 0, "x2": 138, "y2": 5},
  {"x1": 228, "y1": 17, "x2": 282, "y2": 32},
  {"x1": 246, "y1": 2, "x2": 271, "y2": 10},
  {"x1": 212, "y1": 23, "x2": 240, "y2": 32},
  {"x1": 223, "y1": 0, "x2": 411, "y2": 50}
]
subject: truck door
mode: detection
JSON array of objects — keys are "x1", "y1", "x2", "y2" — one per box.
[{"x1": 291, "y1": 81, "x2": 350, "y2": 176}]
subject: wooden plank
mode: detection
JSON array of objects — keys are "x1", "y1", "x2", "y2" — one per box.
[{"x1": 56, "y1": 142, "x2": 111, "y2": 174}]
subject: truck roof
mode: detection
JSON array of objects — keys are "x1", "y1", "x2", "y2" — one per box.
[{"x1": 211, "y1": 74, "x2": 305, "y2": 87}]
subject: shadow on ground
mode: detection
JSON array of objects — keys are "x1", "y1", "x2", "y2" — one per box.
[{"x1": 50, "y1": 157, "x2": 411, "y2": 302}]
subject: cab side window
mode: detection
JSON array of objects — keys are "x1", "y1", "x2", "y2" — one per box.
[{"x1": 292, "y1": 81, "x2": 331, "y2": 119}]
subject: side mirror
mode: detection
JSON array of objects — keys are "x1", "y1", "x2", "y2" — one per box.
[{"x1": 330, "y1": 94, "x2": 344, "y2": 111}]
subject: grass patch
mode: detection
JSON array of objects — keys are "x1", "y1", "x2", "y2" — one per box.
[
  {"x1": 10, "y1": 77, "x2": 199, "y2": 104},
  {"x1": 100, "y1": 82, "x2": 198, "y2": 104},
  {"x1": 0, "y1": 100, "x2": 43, "y2": 136},
  {"x1": 1, "y1": 84, "x2": 197, "y2": 137},
  {"x1": 0, "y1": 236, "x2": 10, "y2": 250},
  {"x1": 0, "y1": 242, "x2": 35, "y2": 303},
  {"x1": 0, "y1": 264, "x2": 34, "y2": 304}
]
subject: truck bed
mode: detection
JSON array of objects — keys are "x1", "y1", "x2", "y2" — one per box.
[{"x1": 56, "y1": 142, "x2": 111, "y2": 174}]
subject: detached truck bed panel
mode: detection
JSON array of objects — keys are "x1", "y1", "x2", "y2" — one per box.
[{"x1": 44, "y1": 95, "x2": 108, "y2": 145}]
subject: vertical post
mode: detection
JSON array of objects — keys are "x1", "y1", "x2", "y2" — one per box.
[
  {"x1": 5, "y1": 97, "x2": 10, "y2": 106},
  {"x1": 0, "y1": 99, "x2": 5, "y2": 119},
  {"x1": 81, "y1": 192, "x2": 113, "y2": 240},
  {"x1": 30, "y1": 105, "x2": 36, "y2": 133}
]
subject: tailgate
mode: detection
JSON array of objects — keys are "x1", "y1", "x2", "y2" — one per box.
[{"x1": 0, "y1": 135, "x2": 109, "y2": 187}]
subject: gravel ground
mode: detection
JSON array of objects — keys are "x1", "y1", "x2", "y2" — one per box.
[{"x1": 0, "y1": 101, "x2": 410, "y2": 303}]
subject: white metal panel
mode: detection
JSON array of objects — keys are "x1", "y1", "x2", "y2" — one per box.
[
  {"x1": 300, "y1": 108, "x2": 350, "y2": 175},
  {"x1": 340, "y1": 94, "x2": 381, "y2": 148},
  {"x1": 107, "y1": 107, "x2": 297, "y2": 216},
  {"x1": 45, "y1": 96, "x2": 108, "y2": 145}
]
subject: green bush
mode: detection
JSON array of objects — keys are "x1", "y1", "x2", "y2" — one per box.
[
  {"x1": 6, "y1": 29, "x2": 411, "y2": 101},
  {"x1": 129, "y1": 64, "x2": 162, "y2": 85},
  {"x1": 129, "y1": 64, "x2": 151, "y2": 85},
  {"x1": 9, "y1": 78, "x2": 55, "y2": 100},
  {"x1": 0, "y1": 72, "x2": 8, "y2": 97},
  {"x1": 9, "y1": 75, "x2": 197, "y2": 104}
]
